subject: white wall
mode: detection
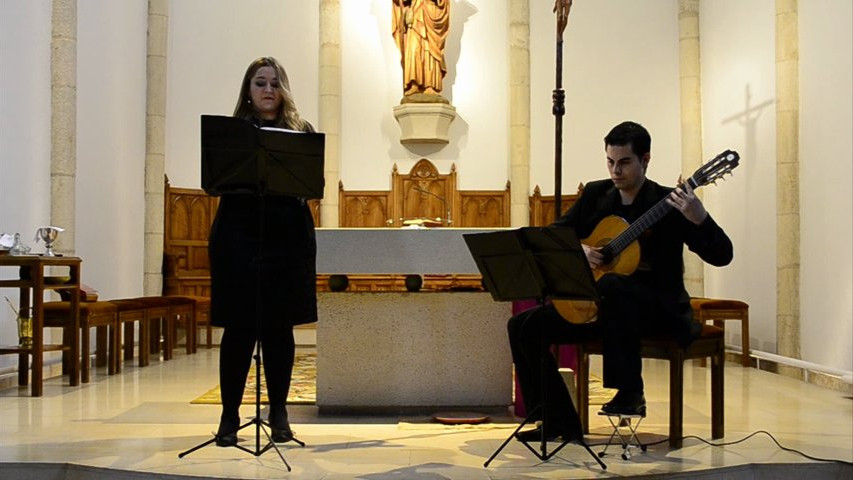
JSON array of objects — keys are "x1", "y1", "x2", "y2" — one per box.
[
  {"x1": 0, "y1": 0, "x2": 850, "y2": 376},
  {"x1": 530, "y1": 0, "x2": 682, "y2": 196},
  {"x1": 165, "y1": 0, "x2": 320, "y2": 187},
  {"x1": 339, "y1": 0, "x2": 508, "y2": 191},
  {"x1": 799, "y1": 0, "x2": 853, "y2": 371},
  {"x1": 0, "y1": 0, "x2": 53, "y2": 371},
  {"x1": 701, "y1": 0, "x2": 778, "y2": 353},
  {"x1": 76, "y1": 0, "x2": 148, "y2": 300}
]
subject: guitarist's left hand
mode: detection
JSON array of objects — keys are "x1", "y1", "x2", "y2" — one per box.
[{"x1": 667, "y1": 176, "x2": 709, "y2": 225}]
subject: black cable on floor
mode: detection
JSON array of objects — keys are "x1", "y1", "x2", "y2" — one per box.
[{"x1": 589, "y1": 430, "x2": 852, "y2": 466}]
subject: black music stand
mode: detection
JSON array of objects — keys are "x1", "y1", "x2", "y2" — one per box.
[
  {"x1": 464, "y1": 227, "x2": 606, "y2": 470},
  {"x1": 179, "y1": 115, "x2": 325, "y2": 470}
]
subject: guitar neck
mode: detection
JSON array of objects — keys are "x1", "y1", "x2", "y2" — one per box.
[{"x1": 603, "y1": 177, "x2": 699, "y2": 258}]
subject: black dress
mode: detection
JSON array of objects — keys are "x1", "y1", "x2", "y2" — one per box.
[{"x1": 208, "y1": 123, "x2": 318, "y2": 332}]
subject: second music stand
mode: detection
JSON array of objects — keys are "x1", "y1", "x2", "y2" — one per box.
[{"x1": 464, "y1": 226, "x2": 606, "y2": 470}]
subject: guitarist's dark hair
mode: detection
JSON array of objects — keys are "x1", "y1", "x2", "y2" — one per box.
[{"x1": 604, "y1": 121, "x2": 651, "y2": 158}]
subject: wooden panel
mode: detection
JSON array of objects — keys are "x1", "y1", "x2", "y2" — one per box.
[
  {"x1": 528, "y1": 183, "x2": 584, "y2": 227},
  {"x1": 164, "y1": 180, "x2": 218, "y2": 280},
  {"x1": 338, "y1": 158, "x2": 509, "y2": 228},
  {"x1": 392, "y1": 159, "x2": 456, "y2": 227},
  {"x1": 316, "y1": 273, "x2": 483, "y2": 292},
  {"x1": 457, "y1": 183, "x2": 510, "y2": 228},
  {"x1": 338, "y1": 182, "x2": 391, "y2": 227}
]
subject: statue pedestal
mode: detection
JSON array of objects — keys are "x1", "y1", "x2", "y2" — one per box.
[{"x1": 393, "y1": 102, "x2": 457, "y2": 144}]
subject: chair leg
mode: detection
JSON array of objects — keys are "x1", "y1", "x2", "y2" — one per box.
[
  {"x1": 163, "y1": 316, "x2": 174, "y2": 361},
  {"x1": 123, "y1": 321, "x2": 134, "y2": 361},
  {"x1": 577, "y1": 348, "x2": 590, "y2": 434},
  {"x1": 669, "y1": 350, "x2": 685, "y2": 449},
  {"x1": 81, "y1": 325, "x2": 90, "y2": 383},
  {"x1": 149, "y1": 319, "x2": 161, "y2": 355},
  {"x1": 61, "y1": 327, "x2": 71, "y2": 375},
  {"x1": 138, "y1": 318, "x2": 150, "y2": 367},
  {"x1": 741, "y1": 311, "x2": 750, "y2": 367},
  {"x1": 95, "y1": 326, "x2": 107, "y2": 368},
  {"x1": 110, "y1": 323, "x2": 119, "y2": 375},
  {"x1": 712, "y1": 341, "x2": 725, "y2": 439},
  {"x1": 18, "y1": 352, "x2": 29, "y2": 386},
  {"x1": 188, "y1": 312, "x2": 197, "y2": 354}
]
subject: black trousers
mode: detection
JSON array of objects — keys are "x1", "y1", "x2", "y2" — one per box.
[
  {"x1": 507, "y1": 273, "x2": 667, "y2": 429},
  {"x1": 218, "y1": 324, "x2": 295, "y2": 424}
]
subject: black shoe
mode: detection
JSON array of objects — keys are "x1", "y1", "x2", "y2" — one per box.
[
  {"x1": 271, "y1": 424, "x2": 294, "y2": 443},
  {"x1": 600, "y1": 390, "x2": 646, "y2": 417},
  {"x1": 215, "y1": 431, "x2": 237, "y2": 447},
  {"x1": 269, "y1": 408, "x2": 294, "y2": 443},
  {"x1": 515, "y1": 424, "x2": 580, "y2": 443},
  {"x1": 215, "y1": 418, "x2": 239, "y2": 447}
]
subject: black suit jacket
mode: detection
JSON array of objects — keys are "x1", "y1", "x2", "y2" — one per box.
[{"x1": 552, "y1": 178, "x2": 733, "y2": 344}]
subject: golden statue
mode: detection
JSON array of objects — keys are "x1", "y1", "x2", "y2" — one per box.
[{"x1": 392, "y1": 0, "x2": 450, "y2": 102}]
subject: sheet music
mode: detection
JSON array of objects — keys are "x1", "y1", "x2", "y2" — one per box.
[{"x1": 260, "y1": 126, "x2": 304, "y2": 134}]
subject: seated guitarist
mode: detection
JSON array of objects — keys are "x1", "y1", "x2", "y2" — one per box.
[{"x1": 508, "y1": 121, "x2": 733, "y2": 442}]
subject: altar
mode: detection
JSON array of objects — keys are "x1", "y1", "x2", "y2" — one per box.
[{"x1": 314, "y1": 228, "x2": 513, "y2": 413}]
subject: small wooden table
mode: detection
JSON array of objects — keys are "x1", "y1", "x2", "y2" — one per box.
[{"x1": 0, "y1": 255, "x2": 81, "y2": 396}]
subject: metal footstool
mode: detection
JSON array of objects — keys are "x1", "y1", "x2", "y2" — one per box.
[{"x1": 597, "y1": 411, "x2": 647, "y2": 460}]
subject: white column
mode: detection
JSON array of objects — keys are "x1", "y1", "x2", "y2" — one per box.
[
  {"x1": 319, "y1": 0, "x2": 341, "y2": 227},
  {"x1": 144, "y1": 0, "x2": 168, "y2": 295},
  {"x1": 775, "y1": 0, "x2": 801, "y2": 379},
  {"x1": 509, "y1": 0, "x2": 530, "y2": 227},
  {"x1": 51, "y1": 0, "x2": 76, "y2": 256},
  {"x1": 678, "y1": 0, "x2": 704, "y2": 297}
]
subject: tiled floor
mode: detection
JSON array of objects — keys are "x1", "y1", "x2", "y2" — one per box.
[{"x1": 0, "y1": 347, "x2": 850, "y2": 479}]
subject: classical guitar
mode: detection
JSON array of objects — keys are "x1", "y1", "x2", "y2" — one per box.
[{"x1": 554, "y1": 149, "x2": 740, "y2": 324}]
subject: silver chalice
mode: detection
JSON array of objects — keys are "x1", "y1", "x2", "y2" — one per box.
[{"x1": 35, "y1": 226, "x2": 64, "y2": 256}]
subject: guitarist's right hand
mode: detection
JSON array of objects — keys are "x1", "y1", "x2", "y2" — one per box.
[{"x1": 583, "y1": 244, "x2": 605, "y2": 270}]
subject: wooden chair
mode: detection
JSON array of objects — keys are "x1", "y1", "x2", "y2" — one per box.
[
  {"x1": 163, "y1": 295, "x2": 197, "y2": 355},
  {"x1": 179, "y1": 295, "x2": 213, "y2": 348},
  {"x1": 109, "y1": 298, "x2": 150, "y2": 370},
  {"x1": 691, "y1": 298, "x2": 750, "y2": 367},
  {"x1": 43, "y1": 301, "x2": 119, "y2": 383},
  {"x1": 129, "y1": 296, "x2": 174, "y2": 361},
  {"x1": 575, "y1": 324, "x2": 725, "y2": 449}
]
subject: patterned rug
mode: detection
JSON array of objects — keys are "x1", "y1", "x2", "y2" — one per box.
[
  {"x1": 588, "y1": 374, "x2": 618, "y2": 405},
  {"x1": 190, "y1": 352, "x2": 315, "y2": 405},
  {"x1": 190, "y1": 351, "x2": 614, "y2": 406}
]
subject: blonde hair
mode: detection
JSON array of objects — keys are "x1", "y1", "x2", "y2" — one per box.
[{"x1": 233, "y1": 56, "x2": 309, "y2": 131}]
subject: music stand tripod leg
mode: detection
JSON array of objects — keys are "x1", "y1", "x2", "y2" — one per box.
[{"x1": 484, "y1": 302, "x2": 606, "y2": 470}]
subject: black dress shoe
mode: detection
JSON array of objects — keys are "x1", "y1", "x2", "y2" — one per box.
[
  {"x1": 215, "y1": 431, "x2": 238, "y2": 447},
  {"x1": 215, "y1": 420, "x2": 239, "y2": 447},
  {"x1": 269, "y1": 409, "x2": 294, "y2": 443},
  {"x1": 601, "y1": 390, "x2": 646, "y2": 417},
  {"x1": 271, "y1": 424, "x2": 294, "y2": 443},
  {"x1": 515, "y1": 425, "x2": 579, "y2": 443}
]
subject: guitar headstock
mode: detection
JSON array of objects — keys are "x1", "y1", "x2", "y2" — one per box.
[{"x1": 689, "y1": 149, "x2": 740, "y2": 188}]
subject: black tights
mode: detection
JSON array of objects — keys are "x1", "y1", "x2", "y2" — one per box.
[{"x1": 218, "y1": 326, "x2": 295, "y2": 425}]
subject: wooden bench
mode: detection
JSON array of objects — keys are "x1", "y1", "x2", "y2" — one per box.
[{"x1": 575, "y1": 324, "x2": 725, "y2": 449}]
